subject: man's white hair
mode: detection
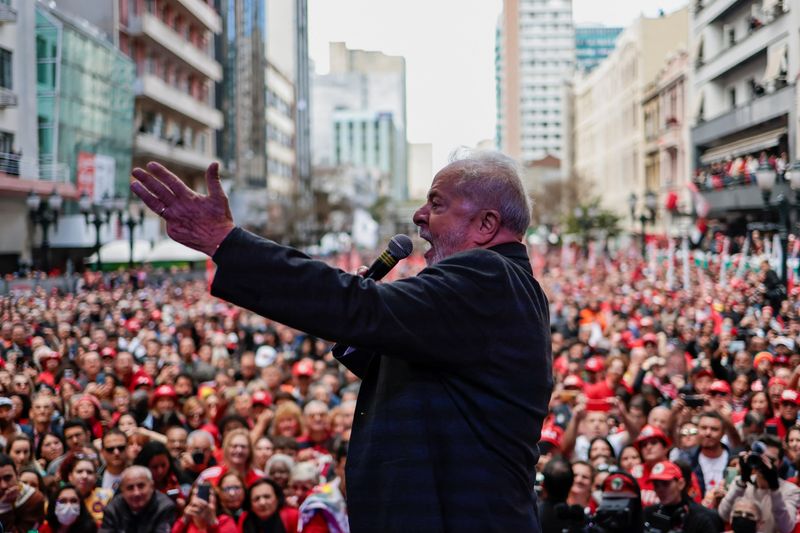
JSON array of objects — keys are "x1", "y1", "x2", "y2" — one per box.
[
  {"x1": 121, "y1": 465, "x2": 153, "y2": 484},
  {"x1": 187, "y1": 429, "x2": 215, "y2": 449},
  {"x1": 446, "y1": 148, "x2": 531, "y2": 236}
]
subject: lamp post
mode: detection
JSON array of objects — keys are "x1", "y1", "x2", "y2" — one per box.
[
  {"x1": 629, "y1": 190, "x2": 657, "y2": 256},
  {"x1": 79, "y1": 192, "x2": 124, "y2": 272},
  {"x1": 757, "y1": 160, "x2": 789, "y2": 288},
  {"x1": 27, "y1": 188, "x2": 62, "y2": 273},
  {"x1": 119, "y1": 200, "x2": 145, "y2": 268}
]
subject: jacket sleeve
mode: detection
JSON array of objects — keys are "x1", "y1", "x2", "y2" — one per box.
[
  {"x1": 330, "y1": 343, "x2": 374, "y2": 380},
  {"x1": 211, "y1": 228, "x2": 539, "y2": 367},
  {"x1": 773, "y1": 482, "x2": 800, "y2": 533}
]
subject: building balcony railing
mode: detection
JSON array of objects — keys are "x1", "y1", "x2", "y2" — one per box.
[
  {"x1": 174, "y1": 0, "x2": 222, "y2": 33},
  {"x1": 693, "y1": 0, "x2": 739, "y2": 29},
  {"x1": 694, "y1": 10, "x2": 789, "y2": 85},
  {"x1": 692, "y1": 84, "x2": 792, "y2": 145},
  {"x1": 700, "y1": 180, "x2": 793, "y2": 215},
  {"x1": 0, "y1": 87, "x2": 17, "y2": 108},
  {"x1": 134, "y1": 73, "x2": 222, "y2": 130},
  {"x1": 134, "y1": 133, "x2": 215, "y2": 172},
  {"x1": 128, "y1": 12, "x2": 222, "y2": 81},
  {"x1": 0, "y1": 2, "x2": 16, "y2": 23}
]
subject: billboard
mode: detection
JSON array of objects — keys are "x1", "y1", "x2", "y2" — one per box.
[{"x1": 77, "y1": 152, "x2": 116, "y2": 202}]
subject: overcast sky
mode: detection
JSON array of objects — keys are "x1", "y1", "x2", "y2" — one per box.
[{"x1": 307, "y1": 0, "x2": 689, "y2": 171}]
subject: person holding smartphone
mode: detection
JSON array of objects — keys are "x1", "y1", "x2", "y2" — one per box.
[{"x1": 170, "y1": 481, "x2": 237, "y2": 533}]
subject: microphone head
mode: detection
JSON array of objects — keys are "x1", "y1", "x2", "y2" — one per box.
[{"x1": 387, "y1": 234, "x2": 413, "y2": 260}]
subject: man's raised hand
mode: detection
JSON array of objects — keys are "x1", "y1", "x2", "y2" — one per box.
[{"x1": 130, "y1": 161, "x2": 235, "y2": 257}]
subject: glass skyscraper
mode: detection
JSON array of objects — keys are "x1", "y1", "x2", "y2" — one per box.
[{"x1": 575, "y1": 26, "x2": 623, "y2": 73}]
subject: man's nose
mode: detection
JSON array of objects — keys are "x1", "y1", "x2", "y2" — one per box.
[{"x1": 412, "y1": 206, "x2": 427, "y2": 226}]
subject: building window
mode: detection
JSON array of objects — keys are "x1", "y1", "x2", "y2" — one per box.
[
  {"x1": 728, "y1": 27, "x2": 736, "y2": 46},
  {"x1": 0, "y1": 131, "x2": 12, "y2": 153},
  {"x1": 729, "y1": 87, "x2": 736, "y2": 108},
  {"x1": 0, "y1": 48, "x2": 11, "y2": 90}
]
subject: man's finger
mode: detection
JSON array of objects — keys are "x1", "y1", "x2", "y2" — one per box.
[
  {"x1": 146, "y1": 161, "x2": 193, "y2": 198},
  {"x1": 205, "y1": 162, "x2": 224, "y2": 199},
  {"x1": 132, "y1": 168, "x2": 175, "y2": 204},
  {"x1": 131, "y1": 180, "x2": 166, "y2": 216}
]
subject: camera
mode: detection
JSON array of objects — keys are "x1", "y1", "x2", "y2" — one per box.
[
  {"x1": 591, "y1": 497, "x2": 640, "y2": 533},
  {"x1": 192, "y1": 450, "x2": 206, "y2": 466},
  {"x1": 681, "y1": 394, "x2": 705, "y2": 409},
  {"x1": 746, "y1": 440, "x2": 768, "y2": 468}
]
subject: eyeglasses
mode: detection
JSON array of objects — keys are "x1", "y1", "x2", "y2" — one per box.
[
  {"x1": 709, "y1": 391, "x2": 728, "y2": 397},
  {"x1": 75, "y1": 453, "x2": 97, "y2": 461},
  {"x1": 104, "y1": 445, "x2": 126, "y2": 454},
  {"x1": 781, "y1": 402, "x2": 799, "y2": 408},
  {"x1": 221, "y1": 486, "x2": 243, "y2": 494},
  {"x1": 56, "y1": 498, "x2": 80, "y2": 505},
  {"x1": 640, "y1": 439, "x2": 663, "y2": 448},
  {"x1": 731, "y1": 511, "x2": 757, "y2": 521},
  {"x1": 680, "y1": 428, "x2": 698, "y2": 436}
]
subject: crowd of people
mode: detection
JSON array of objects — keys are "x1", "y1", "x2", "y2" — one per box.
[
  {"x1": 1, "y1": 234, "x2": 799, "y2": 532},
  {"x1": 692, "y1": 150, "x2": 787, "y2": 191}
]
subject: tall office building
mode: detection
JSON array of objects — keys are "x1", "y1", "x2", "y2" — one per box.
[
  {"x1": 60, "y1": 0, "x2": 224, "y2": 192},
  {"x1": 575, "y1": 25, "x2": 622, "y2": 73},
  {"x1": 496, "y1": 0, "x2": 575, "y2": 162}
]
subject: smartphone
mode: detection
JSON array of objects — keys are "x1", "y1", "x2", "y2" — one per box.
[
  {"x1": 64, "y1": 368, "x2": 74, "y2": 379},
  {"x1": 166, "y1": 488, "x2": 181, "y2": 500},
  {"x1": 724, "y1": 466, "x2": 738, "y2": 487},
  {"x1": 197, "y1": 483, "x2": 210, "y2": 502}
]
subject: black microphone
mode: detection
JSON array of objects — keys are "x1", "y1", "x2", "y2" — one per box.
[{"x1": 363, "y1": 234, "x2": 413, "y2": 281}]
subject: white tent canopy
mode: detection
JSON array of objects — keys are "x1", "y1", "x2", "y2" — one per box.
[
  {"x1": 145, "y1": 239, "x2": 207, "y2": 262},
  {"x1": 86, "y1": 240, "x2": 152, "y2": 264}
]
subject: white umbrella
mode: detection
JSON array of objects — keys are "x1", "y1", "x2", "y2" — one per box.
[
  {"x1": 145, "y1": 239, "x2": 207, "y2": 262},
  {"x1": 85, "y1": 240, "x2": 152, "y2": 264}
]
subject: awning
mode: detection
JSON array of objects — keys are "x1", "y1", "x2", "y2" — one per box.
[
  {"x1": 85, "y1": 240, "x2": 152, "y2": 264},
  {"x1": 692, "y1": 89, "x2": 705, "y2": 121},
  {"x1": 763, "y1": 41, "x2": 788, "y2": 83},
  {"x1": 699, "y1": 128, "x2": 787, "y2": 164},
  {"x1": 145, "y1": 239, "x2": 207, "y2": 262}
]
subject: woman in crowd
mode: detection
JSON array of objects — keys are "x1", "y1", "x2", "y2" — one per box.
[
  {"x1": 567, "y1": 460, "x2": 596, "y2": 513},
  {"x1": 200, "y1": 428, "x2": 263, "y2": 487},
  {"x1": 265, "y1": 454, "x2": 295, "y2": 492},
  {"x1": 216, "y1": 472, "x2": 246, "y2": 522},
  {"x1": 35, "y1": 432, "x2": 65, "y2": 472},
  {"x1": 618, "y1": 444, "x2": 643, "y2": 474},
  {"x1": 238, "y1": 478, "x2": 299, "y2": 533},
  {"x1": 6, "y1": 435, "x2": 44, "y2": 476},
  {"x1": 19, "y1": 466, "x2": 43, "y2": 492},
  {"x1": 39, "y1": 483, "x2": 97, "y2": 533},
  {"x1": 127, "y1": 432, "x2": 149, "y2": 463},
  {"x1": 253, "y1": 436, "x2": 275, "y2": 472},
  {"x1": 58, "y1": 451, "x2": 114, "y2": 525},
  {"x1": 587, "y1": 437, "x2": 615, "y2": 469},
  {"x1": 270, "y1": 403, "x2": 305, "y2": 440},
  {"x1": 170, "y1": 480, "x2": 237, "y2": 533}
]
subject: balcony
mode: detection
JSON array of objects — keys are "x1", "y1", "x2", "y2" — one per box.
[
  {"x1": 701, "y1": 181, "x2": 792, "y2": 216},
  {"x1": 0, "y1": 87, "x2": 17, "y2": 108},
  {"x1": 128, "y1": 13, "x2": 222, "y2": 81},
  {"x1": 692, "y1": 0, "x2": 740, "y2": 29},
  {"x1": 174, "y1": 0, "x2": 222, "y2": 33},
  {"x1": 695, "y1": 11, "x2": 789, "y2": 85},
  {"x1": 134, "y1": 74, "x2": 223, "y2": 129},
  {"x1": 135, "y1": 133, "x2": 215, "y2": 172},
  {"x1": 0, "y1": 2, "x2": 16, "y2": 23},
  {"x1": 692, "y1": 84, "x2": 792, "y2": 145}
]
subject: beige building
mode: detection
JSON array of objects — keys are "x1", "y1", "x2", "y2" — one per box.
[
  {"x1": 571, "y1": 8, "x2": 688, "y2": 227},
  {"x1": 643, "y1": 50, "x2": 692, "y2": 236}
]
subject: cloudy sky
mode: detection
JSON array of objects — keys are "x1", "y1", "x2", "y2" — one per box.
[{"x1": 308, "y1": 0, "x2": 689, "y2": 170}]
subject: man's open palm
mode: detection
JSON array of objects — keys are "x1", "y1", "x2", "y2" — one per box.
[{"x1": 130, "y1": 162, "x2": 235, "y2": 256}]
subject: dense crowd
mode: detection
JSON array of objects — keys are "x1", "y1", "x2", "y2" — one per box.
[{"x1": 0, "y1": 238, "x2": 799, "y2": 533}]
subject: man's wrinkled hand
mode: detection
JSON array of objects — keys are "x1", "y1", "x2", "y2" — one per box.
[{"x1": 130, "y1": 162, "x2": 235, "y2": 257}]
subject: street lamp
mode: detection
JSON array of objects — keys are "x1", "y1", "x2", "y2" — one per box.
[
  {"x1": 80, "y1": 192, "x2": 122, "y2": 272},
  {"x1": 119, "y1": 200, "x2": 145, "y2": 268},
  {"x1": 757, "y1": 161, "x2": 789, "y2": 288},
  {"x1": 27, "y1": 188, "x2": 62, "y2": 273},
  {"x1": 629, "y1": 190, "x2": 657, "y2": 256}
]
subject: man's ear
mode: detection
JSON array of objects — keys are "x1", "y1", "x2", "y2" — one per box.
[{"x1": 474, "y1": 209, "x2": 501, "y2": 244}]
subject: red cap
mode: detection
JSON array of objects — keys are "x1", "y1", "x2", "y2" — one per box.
[
  {"x1": 634, "y1": 424, "x2": 672, "y2": 450},
  {"x1": 75, "y1": 393, "x2": 100, "y2": 410},
  {"x1": 563, "y1": 375, "x2": 585, "y2": 390},
  {"x1": 151, "y1": 310, "x2": 162, "y2": 321},
  {"x1": 586, "y1": 398, "x2": 612, "y2": 412},
  {"x1": 709, "y1": 380, "x2": 731, "y2": 395},
  {"x1": 691, "y1": 367, "x2": 714, "y2": 380},
  {"x1": 292, "y1": 360, "x2": 314, "y2": 377},
  {"x1": 101, "y1": 347, "x2": 116, "y2": 358},
  {"x1": 252, "y1": 390, "x2": 273, "y2": 407},
  {"x1": 601, "y1": 472, "x2": 640, "y2": 497},
  {"x1": 649, "y1": 461, "x2": 683, "y2": 482},
  {"x1": 585, "y1": 356, "x2": 605, "y2": 373},
  {"x1": 539, "y1": 424, "x2": 563, "y2": 449},
  {"x1": 153, "y1": 384, "x2": 177, "y2": 401},
  {"x1": 133, "y1": 374, "x2": 154, "y2": 389},
  {"x1": 774, "y1": 354, "x2": 790, "y2": 365},
  {"x1": 126, "y1": 319, "x2": 141, "y2": 332},
  {"x1": 781, "y1": 389, "x2": 800, "y2": 405},
  {"x1": 642, "y1": 333, "x2": 658, "y2": 345},
  {"x1": 768, "y1": 376, "x2": 788, "y2": 389}
]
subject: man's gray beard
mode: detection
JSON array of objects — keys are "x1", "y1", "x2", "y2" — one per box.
[{"x1": 429, "y1": 226, "x2": 469, "y2": 265}]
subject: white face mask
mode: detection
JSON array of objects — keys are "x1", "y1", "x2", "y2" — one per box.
[{"x1": 55, "y1": 502, "x2": 81, "y2": 525}]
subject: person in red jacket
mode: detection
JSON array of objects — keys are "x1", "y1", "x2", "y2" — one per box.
[
  {"x1": 238, "y1": 478, "x2": 298, "y2": 533},
  {"x1": 766, "y1": 389, "x2": 800, "y2": 439}
]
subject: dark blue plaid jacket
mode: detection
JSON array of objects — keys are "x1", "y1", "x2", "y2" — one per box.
[{"x1": 212, "y1": 228, "x2": 552, "y2": 533}]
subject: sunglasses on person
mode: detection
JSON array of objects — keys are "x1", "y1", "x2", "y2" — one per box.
[
  {"x1": 731, "y1": 510, "x2": 757, "y2": 521},
  {"x1": 680, "y1": 428, "x2": 698, "y2": 436},
  {"x1": 104, "y1": 445, "x2": 126, "y2": 454}
]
